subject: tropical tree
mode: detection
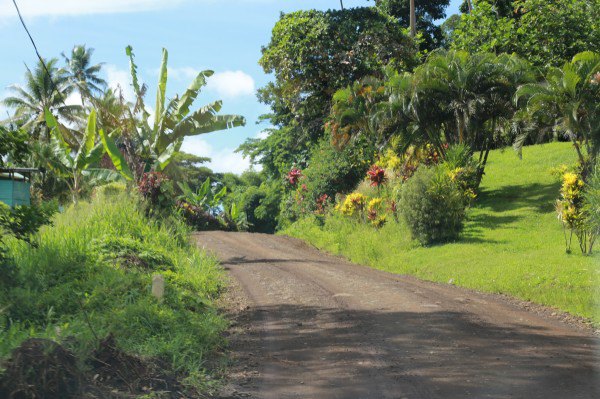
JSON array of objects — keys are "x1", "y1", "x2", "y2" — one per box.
[
  {"x1": 104, "y1": 46, "x2": 245, "y2": 182},
  {"x1": 516, "y1": 51, "x2": 600, "y2": 173},
  {"x1": 44, "y1": 109, "x2": 122, "y2": 203},
  {"x1": 2, "y1": 59, "x2": 80, "y2": 141},
  {"x1": 371, "y1": 0, "x2": 452, "y2": 50},
  {"x1": 62, "y1": 45, "x2": 107, "y2": 105},
  {"x1": 241, "y1": 7, "x2": 417, "y2": 178}
]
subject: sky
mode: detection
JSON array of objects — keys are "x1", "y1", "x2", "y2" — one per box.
[{"x1": 0, "y1": 0, "x2": 461, "y2": 174}]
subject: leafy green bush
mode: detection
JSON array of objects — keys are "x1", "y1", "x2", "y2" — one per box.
[
  {"x1": 583, "y1": 163, "x2": 600, "y2": 253},
  {"x1": 400, "y1": 166, "x2": 466, "y2": 244},
  {"x1": 280, "y1": 138, "x2": 375, "y2": 227}
]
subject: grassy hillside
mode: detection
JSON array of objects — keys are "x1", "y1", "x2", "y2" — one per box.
[
  {"x1": 284, "y1": 143, "x2": 600, "y2": 324},
  {"x1": 0, "y1": 193, "x2": 226, "y2": 396}
]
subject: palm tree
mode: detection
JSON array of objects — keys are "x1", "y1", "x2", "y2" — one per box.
[
  {"x1": 62, "y1": 45, "x2": 107, "y2": 105},
  {"x1": 516, "y1": 51, "x2": 600, "y2": 172},
  {"x1": 2, "y1": 58, "x2": 81, "y2": 141}
]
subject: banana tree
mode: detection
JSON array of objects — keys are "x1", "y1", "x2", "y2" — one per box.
[
  {"x1": 110, "y1": 46, "x2": 246, "y2": 181},
  {"x1": 45, "y1": 109, "x2": 122, "y2": 203},
  {"x1": 177, "y1": 178, "x2": 227, "y2": 216}
]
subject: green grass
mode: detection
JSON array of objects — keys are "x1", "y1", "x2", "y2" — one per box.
[
  {"x1": 0, "y1": 193, "x2": 227, "y2": 384},
  {"x1": 284, "y1": 142, "x2": 600, "y2": 324}
]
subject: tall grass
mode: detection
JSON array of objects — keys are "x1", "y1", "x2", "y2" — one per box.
[
  {"x1": 0, "y1": 193, "x2": 226, "y2": 376},
  {"x1": 284, "y1": 143, "x2": 600, "y2": 324}
]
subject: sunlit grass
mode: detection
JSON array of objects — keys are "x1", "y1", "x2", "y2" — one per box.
[
  {"x1": 0, "y1": 194, "x2": 226, "y2": 379},
  {"x1": 284, "y1": 142, "x2": 600, "y2": 324}
]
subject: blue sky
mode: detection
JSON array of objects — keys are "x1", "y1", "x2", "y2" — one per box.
[{"x1": 0, "y1": 0, "x2": 461, "y2": 173}]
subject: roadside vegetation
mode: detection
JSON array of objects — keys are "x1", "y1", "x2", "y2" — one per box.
[
  {"x1": 1, "y1": 44, "x2": 244, "y2": 397},
  {"x1": 284, "y1": 143, "x2": 600, "y2": 323},
  {"x1": 1, "y1": 191, "x2": 226, "y2": 397}
]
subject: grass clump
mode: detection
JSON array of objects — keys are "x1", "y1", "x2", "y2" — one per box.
[
  {"x1": 284, "y1": 142, "x2": 600, "y2": 324},
  {"x1": 0, "y1": 193, "x2": 226, "y2": 396}
]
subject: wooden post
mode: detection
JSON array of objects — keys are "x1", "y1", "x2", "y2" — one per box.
[{"x1": 152, "y1": 274, "x2": 165, "y2": 301}]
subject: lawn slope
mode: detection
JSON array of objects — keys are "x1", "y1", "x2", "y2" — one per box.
[{"x1": 284, "y1": 143, "x2": 600, "y2": 324}]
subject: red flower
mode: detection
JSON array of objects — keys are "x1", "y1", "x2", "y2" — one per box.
[
  {"x1": 367, "y1": 165, "x2": 386, "y2": 187},
  {"x1": 287, "y1": 168, "x2": 302, "y2": 186},
  {"x1": 316, "y1": 193, "x2": 329, "y2": 213}
]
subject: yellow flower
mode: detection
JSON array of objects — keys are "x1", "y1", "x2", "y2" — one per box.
[
  {"x1": 368, "y1": 197, "x2": 383, "y2": 212},
  {"x1": 371, "y1": 215, "x2": 387, "y2": 228},
  {"x1": 338, "y1": 192, "x2": 367, "y2": 216}
]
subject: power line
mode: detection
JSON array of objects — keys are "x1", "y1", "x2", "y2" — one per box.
[{"x1": 11, "y1": 0, "x2": 68, "y2": 108}]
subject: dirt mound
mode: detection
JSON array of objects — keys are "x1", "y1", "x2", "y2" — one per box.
[
  {"x1": 90, "y1": 334, "x2": 181, "y2": 396},
  {"x1": 0, "y1": 338, "x2": 82, "y2": 399},
  {"x1": 0, "y1": 336, "x2": 190, "y2": 399}
]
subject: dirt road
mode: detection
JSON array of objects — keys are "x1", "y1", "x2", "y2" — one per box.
[{"x1": 194, "y1": 232, "x2": 599, "y2": 399}]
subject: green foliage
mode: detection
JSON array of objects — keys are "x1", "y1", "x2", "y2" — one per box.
[
  {"x1": 0, "y1": 194, "x2": 226, "y2": 381},
  {"x1": 2, "y1": 58, "x2": 81, "y2": 141},
  {"x1": 280, "y1": 138, "x2": 375, "y2": 227},
  {"x1": 451, "y1": 0, "x2": 516, "y2": 54},
  {"x1": 583, "y1": 163, "x2": 600, "y2": 253},
  {"x1": 371, "y1": 0, "x2": 451, "y2": 51},
  {"x1": 92, "y1": 235, "x2": 173, "y2": 271},
  {"x1": 0, "y1": 202, "x2": 57, "y2": 244},
  {"x1": 400, "y1": 166, "x2": 466, "y2": 244},
  {"x1": 515, "y1": 51, "x2": 600, "y2": 168},
  {"x1": 0, "y1": 127, "x2": 28, "y2": 167},
  {"x1": 452, "y1": 0, "x2": 600, "y2": 67},
  {"x1": 45, "y1": 109, "x2": 123, "y2": 202},
  {"x1": 244, "y1": 7, "x2": 417, "y2": 179},
  {"x1": 380, "y1": 50, "x2": 534, "y2": 184},
  {"x1": 223, "y1": 171, "x2": 282, "y2": 233},
  {"x1": 284, "y1": 142, "x2": 599, "y2": 324},
  {"x1": 115, "y1": 46, "x2": 245, "y2": 180}
]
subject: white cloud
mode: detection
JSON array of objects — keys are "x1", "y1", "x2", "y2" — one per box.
[
  {"x1": 0, "y1": 0, "x2": 185, "y2": 17},
  {"x1": 105, "y1": 65, "x2": 135, "y2": 102},
  {"x1": 180, "y1": 137, "x2": 254, "y2": 174},
  {"x1": 167, "y1": 67, "x2": 201, "y2": 81},
  {"x1": 256, "y1": 130, "x2": 270, "y2": 140},
  {"x1": 206, "y1": 71, "x2": 255, "y2": 98}
]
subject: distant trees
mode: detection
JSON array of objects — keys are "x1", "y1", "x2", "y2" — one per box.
[{"x1": 451, "y1": 0, "x2": 600, "y2": 67}]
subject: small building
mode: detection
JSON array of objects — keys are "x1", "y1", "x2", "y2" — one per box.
[{"x1": 0, "y1": 168, "x2": 38, "y2": 207}]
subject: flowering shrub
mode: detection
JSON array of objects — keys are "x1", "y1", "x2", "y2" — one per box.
[
  {"x1": 287, "y1": 168, "x2": 303, "y2": 186},
  {"x1": 176, "y1": 200, "x2": 223, "y2": 231},
  {"x1": 367, "y1": 165, "x2": 386, "y2": 187},
  {"x1": 377, "y1": 149, "x2": 402, "y2": 172},
  {"x1": 315, "y1": 194, "x2": 330, "y2": 214},
  {"x1": 336, "y1": 192, "x2": 367, "y2": 217},
  {"x1": 556, "y1": 170, "x2": 594, "y2": 253},
  {"x1": 138, "y1": 172, "x2": 174, "y2": 212}
]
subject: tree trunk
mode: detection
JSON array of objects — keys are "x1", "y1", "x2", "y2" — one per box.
[
  {"x1": 410, "y1": 0, "x2": 416, "y2": 37},
  {"x1": 467, "y1": 0, "x2": 473, "y2": 13}
]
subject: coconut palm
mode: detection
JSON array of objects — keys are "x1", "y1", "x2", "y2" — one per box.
[
  {"x1": 62, "y1": 45, "x2": 107, "y2": 105},
  {"x1": 516, "y1": 51, "x2": 600, "y2": 172},
  {"x1": 2, "y1": 58, "x2": 81, "y2": 141}
]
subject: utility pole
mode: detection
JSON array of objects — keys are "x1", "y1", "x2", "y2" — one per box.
[
  {"x1": 410, "y1": 0, "x2": 416, "y2": 37},
  {"x1": 340, "y1": 0, "x2": 344, "y2": 10}
]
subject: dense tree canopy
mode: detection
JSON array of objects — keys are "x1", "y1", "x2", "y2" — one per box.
[
  {"x1": 242, "y1": 7, "x2": 417, "y2": 178},
  {"x1": 452, "y1": 0, "x2": 600, "y2": 67},
  {"x1": 371, "y1": 0, "x2": 451, "y2": 51}
]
